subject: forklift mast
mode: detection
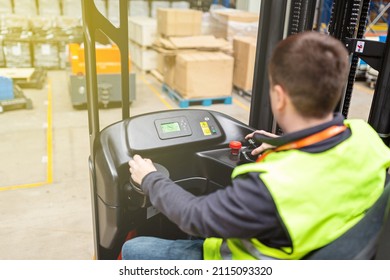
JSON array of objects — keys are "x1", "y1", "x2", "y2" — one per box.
[{"x1": 81, "y1": 0, "x2": 130, "y2": 259}]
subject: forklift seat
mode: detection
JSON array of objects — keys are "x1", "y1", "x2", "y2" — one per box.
[{"x1": 303, "y1": 181, "x2": 390, "y2": 260}]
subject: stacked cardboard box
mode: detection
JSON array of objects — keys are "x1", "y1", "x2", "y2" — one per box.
[
  {"x1": 233, "y1": 36, "x2": 257, "y2": 91},
  {"x1": 175, "y1": 52, "x2": 234, "y2": 98},
  {"x1": 208, "y1": 8, "x2": 259, "y2": 42},
  {"x1": 157, "y1": 8, "x2": 203, "y2": 37},
  {"x1": 154, "y1": 35, "x2": 232, "y2": 89},
  {"x1": 33, "y1": 37, "x2": 61, "y2": 69},
  {"x1": 3, "y1": 34, "x2": 32, "y2": 68},
  {"x1": 153, "y1": 8, "x2": 235, "y2": 100},
  {"x1": 204, "y1": 8, "x2": 260, "y2": 93},
  {"x1": 128, "y1": 17, "x2": 158, "y2": 72}
]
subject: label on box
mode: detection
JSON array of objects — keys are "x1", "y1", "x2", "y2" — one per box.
[
  {"x1": 41, "y1": 44, "x2": 51, "y2": 55},
  {"x1": 12, "y1": 44, "x2": 22, "y2": 56}
]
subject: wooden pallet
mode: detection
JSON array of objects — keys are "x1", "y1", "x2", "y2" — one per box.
[
  {"x1": 162, "y1": 84, "x2": 232, "y2": 108},
  {"x1": 0, "y1": 67, "x2": 47, "y2": 89}
]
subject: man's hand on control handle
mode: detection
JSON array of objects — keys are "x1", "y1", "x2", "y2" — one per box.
[
  {"x1": 129, "y1": 154, "x2": 157, "y2": 185},
  {"x1": 245, "y1": 130, "x2": 279, "y2": 156}
]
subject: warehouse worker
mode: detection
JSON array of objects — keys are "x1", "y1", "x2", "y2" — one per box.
[{"x1": 122, "y1": 31, "x2": 390, "y2": 260}]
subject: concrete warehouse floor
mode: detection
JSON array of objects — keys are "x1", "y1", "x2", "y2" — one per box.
[{"x1": 0, "y1": 69, "x2": 375, "y2": 259}]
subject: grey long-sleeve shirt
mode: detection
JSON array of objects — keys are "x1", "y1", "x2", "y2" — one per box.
[{"x1": 140, "y1": 114, "x2": 350, "y2": 249}]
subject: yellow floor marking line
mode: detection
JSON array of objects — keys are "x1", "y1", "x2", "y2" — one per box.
[
  {"x1": 233, "y1": 97, "x2": 251, "y2": 111},
  {"x1": 140, "y1": 74, "x2": 174, "y2": 109},
  {"x1": 354, "y1": 83, "x2": 375, "y2": 95},
  {"x1": 0, "y1": 79, "x2": 54, "y2": 192}
]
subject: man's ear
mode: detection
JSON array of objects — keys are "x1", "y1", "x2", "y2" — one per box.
[{"x1": 273, "y1": 85, "x2": 288, "y2": 112}]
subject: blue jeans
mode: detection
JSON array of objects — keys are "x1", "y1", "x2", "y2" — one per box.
[{"x1": 121, "y1": 236, "x2": 204, "y2": 260}]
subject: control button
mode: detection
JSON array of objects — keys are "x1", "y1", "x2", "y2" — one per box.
[{"x1": 229, "y1": 141, "x2": 242, "y2": 156}]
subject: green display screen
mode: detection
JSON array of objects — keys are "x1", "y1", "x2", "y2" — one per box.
[{"x1": 161, "y1": 122, "x2": 181, "y2": 133}]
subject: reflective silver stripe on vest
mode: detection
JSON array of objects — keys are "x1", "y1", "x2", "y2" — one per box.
[
  {"x1": 220, "y1": 239, "x2": 278, "y2": 260},
  {"x1": 241, "y1": 240, "x2": 278, "y2": 260},
  {"x1": 220, "y1": 240, "x2": 233, "y2": 260}
]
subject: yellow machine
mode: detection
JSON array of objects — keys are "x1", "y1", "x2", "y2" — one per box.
[{"x1": 67, "y1": 43, "x2": 135, "y2": 109}]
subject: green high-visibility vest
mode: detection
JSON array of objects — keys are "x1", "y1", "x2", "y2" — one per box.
[{"x1": 203, "y1": 119, "x2": 390, "y2": 260}]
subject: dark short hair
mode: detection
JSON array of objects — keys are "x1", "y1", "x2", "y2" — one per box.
[{"x1": 268, "y1": 31, "x2": 349, "y2": 118}]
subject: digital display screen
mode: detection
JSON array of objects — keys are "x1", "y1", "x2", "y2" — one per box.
[{"x1": 161, "y1": 122, "x2": 181, "y2": 133}]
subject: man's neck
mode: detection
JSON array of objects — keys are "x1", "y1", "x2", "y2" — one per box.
[{"x1": 281, "y1": 113, "x2": 334, "y2": 134}]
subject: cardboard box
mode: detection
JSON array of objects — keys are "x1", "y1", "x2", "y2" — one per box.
[
  {"x1": 157, "y1": 52, "x2": 165, "y2": 74},
  {"x1": 153, "y1": 35, "x2": 231, "y2": 88},
  {"x1": 214, "y1": 9, "x2": 259, "y2": 22},
  {"x1": 162, "y1": 53, "x2": 176, "y2": 88},
  {"x1": 128, "y1": 17, "x2": 157, "y2": 47},
  {"x1": 157, "y1": 8, "x2": 202, "y2": 37},
  {"x1": 155, "y1": 35, "x2": 230, "y2": 50},
  {"x1": 129, "y1": 41, "x2": 157, "y2": 71},
  {"x1": 174, "y1": 52, "x2": 234, "y2": 99},
  {"x1": 209, "y1": 8, "x2": 259, "y2": 41},
  {"x1": 153, "y1": 47, "x2": 181, "y2": 88},
  {"x1": 233, "y1": 36, "x2": 257, "y2": 91}
]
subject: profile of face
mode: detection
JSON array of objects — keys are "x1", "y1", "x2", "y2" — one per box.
[
  {"x1": 268, "y1": 75, "x2": 295, "y2": 133},
  {"x1": 268, "y1": 75, "x2": 285, "y2": 129},
  {"x1": 269, "y1": 83, "x2": 278, "y2": 120}
]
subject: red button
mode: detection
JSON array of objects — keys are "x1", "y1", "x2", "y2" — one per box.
[
  {"x1": 229, "y1": 141, "x2": 242, "y2": 150},
  {"x1": 229, "y1": 141, "x2": 242, "y2": 156}
]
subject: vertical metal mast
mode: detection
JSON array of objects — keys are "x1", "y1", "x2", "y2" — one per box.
[
  {"x1": 81, "y1": 0, "x2": 129, "y2": 259},
  {"x1": 328, "y1": 0, "x2": 371, "y2": 117},
  {"x1": 249, "y1": 0, "x2": 289, "y2": 131},
  {"x1": 368, "y1": 26, "x2": 390, "y2": 147},
  {"x1": 250, "y1": 0, "x2": 318, "y2": 132}
]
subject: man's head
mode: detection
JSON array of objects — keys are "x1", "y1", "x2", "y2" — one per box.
[{"x1": 268, "y1": 31, "x2": 349, "y2": 120}]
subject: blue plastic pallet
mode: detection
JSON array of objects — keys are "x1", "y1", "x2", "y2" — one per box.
[
  {"x1": 162, "y1": 84, "x2": 232, "y2": 108},
  {"x1": 0, "y1": 76, "x2": 14, "y2": 101}
]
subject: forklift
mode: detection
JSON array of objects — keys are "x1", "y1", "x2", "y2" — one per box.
[
  {"x1": 67, "y1": 38, "x2": 136, "y2": 109},
  {"x1": 82, "y1": 0, "x2": 390, "y2": 260}
]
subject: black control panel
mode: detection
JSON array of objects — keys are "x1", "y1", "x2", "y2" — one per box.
[
  {"x1": 128, "y1": 110, "x2": 223, "y2": 152},
  {"x1": 154, "y1": 116, "x2": 193, "y2": 139}
]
